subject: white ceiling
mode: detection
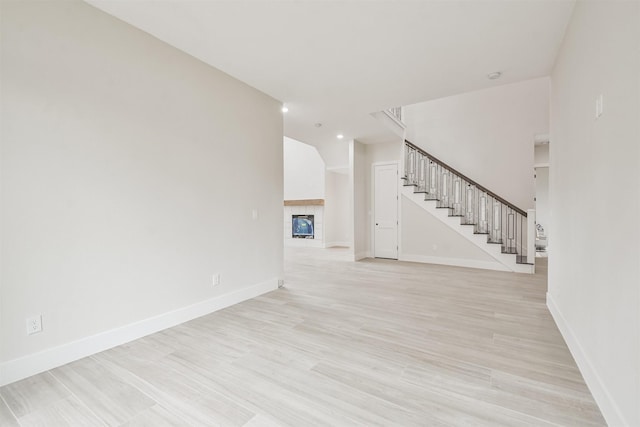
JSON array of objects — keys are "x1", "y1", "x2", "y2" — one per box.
[{"x1": 86, "y1": 0, "x2": 574, "y2": 150}]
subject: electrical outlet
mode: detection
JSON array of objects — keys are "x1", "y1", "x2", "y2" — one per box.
[
  {"x1": 213, "y1": 273, "x2": 220, "y2": 286},
  {"x1": 278, "y1": 279, "x2": 285, "y2": 288},
  {"x1": 26, "y1": 315, "x2": 42, "y2": 335}
]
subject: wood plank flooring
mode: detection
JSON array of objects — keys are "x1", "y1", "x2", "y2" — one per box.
[{"x1": 0, "y1": 248, "x2": 606, "y2": 426}]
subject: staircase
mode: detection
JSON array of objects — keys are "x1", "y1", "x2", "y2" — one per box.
[{"x1": 402, "y1": 140, "x2": 535, "y2": 274}]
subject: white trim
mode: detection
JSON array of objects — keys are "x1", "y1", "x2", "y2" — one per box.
[
  {"x1": 399, "y1": 253, "x2": 510, "y2": 272},
  {"x1": 354, "y1": 251, "x2": 371, "y2": 261},
  {"x1": 533, "y1": 133, "x2": 550, "y2": 144},
  {"x1": 369, "y1": 111, "x2": 406, "y2": 139},
  {"x1": 381, "y1": 109, "x2": 407, "y2": 130},
  {"x1": 0, "y1": 278, "x2": 278, "y2": 387},
  {"x1": 547, "y1": 292, "x2": 627, "y2": 427},
  {"x1": 284, "y1": 238, "x2": 324, "y2": 248},
  {"x1": 324, "y1": 241, "x2": 350, "y2": 248},
  {"x1": 534, "y1": 162, "x2": 550, "y2": 168},
  {"x1": 370, "y1": 160, "x2": 398, "y2": 167}
]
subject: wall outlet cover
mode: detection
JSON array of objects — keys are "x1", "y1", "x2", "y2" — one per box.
[{"x1": 26, "y1": 315, "x2": 42, "y2": 335}]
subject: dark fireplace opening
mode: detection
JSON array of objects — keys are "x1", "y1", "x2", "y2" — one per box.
[{"x1": 292, "y1": 215, "x2": 314, "y2": 239}]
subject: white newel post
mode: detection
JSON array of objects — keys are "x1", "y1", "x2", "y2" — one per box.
[{"x1": 527, "y1": 209, "x2": 536, "y2": 266}]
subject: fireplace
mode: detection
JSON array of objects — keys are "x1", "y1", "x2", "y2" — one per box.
[
  {"x1": 284, "y1": 200, "x2": 323, "y2": 247},
  {"x1": 292, "y1": 214, "x2": 314, "y2": 239}
]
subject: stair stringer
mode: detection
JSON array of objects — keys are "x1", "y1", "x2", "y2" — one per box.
[{"x1": 402, "y1": 186, "x2": 534, "y2": 274}]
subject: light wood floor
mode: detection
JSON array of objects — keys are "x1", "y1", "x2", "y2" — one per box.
[{"x1": 1, "y1": 248, "x2": 605, "y2": 426}]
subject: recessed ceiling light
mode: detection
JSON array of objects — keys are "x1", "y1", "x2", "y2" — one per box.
[
  {"x1": 487, "y1": 71, "x2": 502, "y2": 80},
  {"x1": 337, "y1": 134, "x2": 344, "y2": 139},
  {"x1": 314, "y1": 123, "x2": 322, "y2": 128},
  {"x1": 281, "y1": 106, "x2": 288, "y2": 113}
]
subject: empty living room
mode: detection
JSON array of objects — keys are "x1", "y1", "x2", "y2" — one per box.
[{"x1": 1, "y1": 0, "x2": 638, "y2": 426}]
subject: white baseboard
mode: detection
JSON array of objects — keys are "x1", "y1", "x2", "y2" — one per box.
[
  {"x1": 399, "y1": 253, "x2": 510, "y2": 272},
  {"x1": 547, "y1": 292, "x2": 626, "y2": 427},
  {"x1": 354, "y1": 251, "x2": 371, "y2": 261},
  {"x1": 0, "y1": 278, "x2": 278, "y2": 387},
  {"x1": 324, "y1": 241, "x2": 350, "y2": 248}
]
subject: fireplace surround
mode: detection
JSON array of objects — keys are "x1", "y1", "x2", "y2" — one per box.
[{"x1": 284, "y1": 199, "x2": 323, "y2": 247}]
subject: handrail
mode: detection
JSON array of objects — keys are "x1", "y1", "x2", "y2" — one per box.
[{"x1": 404, "y1": 140, "x2": 527, "y2": 217}]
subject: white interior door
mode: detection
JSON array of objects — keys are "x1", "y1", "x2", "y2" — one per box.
[{"x1": 374, "y1": 163, "x2": 398, "y2": 259}]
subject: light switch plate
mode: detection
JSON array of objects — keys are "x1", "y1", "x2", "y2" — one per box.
[{"x1": 595, "y1": 94, "x2": 603, "y2": 118}]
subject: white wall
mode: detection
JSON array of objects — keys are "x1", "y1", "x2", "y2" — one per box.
[
  {"x1": 401, "y1": 197, "x2": 503, "y2": 270},
  {"x1": 0, "y1": 0, "x2": 283, "y2": 384},
  {"x1": 549, "y1": 1, "x2": 640, "y2": 425},
  {"x1": 535, "y1": 145, "x2": 550, "y2": 241},
  {"x1": 534, "y1": 167, "x2": 549, "y2": 239},
  {"x1": 283, "y1": 137, "x2": 325, "y2": 200},
  {"x1": 404, "y1": 77, "x2": 549, "y2": 210},
  {"x1": 324, "y1": 171, "x2": 350, "y2": 247},
  {"x1": 316, "y1": 140, "x2": 350, "y2": 171},
  {"x1": 535, "y1": 144, "x2": 550, "y2": 165},
  {"x1": 349, "y1": 140, "x2": 368, "y2": 260}
]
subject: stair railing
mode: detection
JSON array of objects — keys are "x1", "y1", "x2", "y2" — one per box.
[
  {"x1": 387, "y1": 107, "x2": 403, "y2": 122},
  {"x1": 403, "y1": 140, "x2": 534, "y2": 266}
]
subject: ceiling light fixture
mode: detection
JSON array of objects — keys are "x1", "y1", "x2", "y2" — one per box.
[
  {"x1": 281, "y1": 106, "x2": 289, "y2": 113},
  {"x1": 314, "y1": 123, "x2": 322, "y2": 128},
  {"x1": 487, "y1": 71, "x2": 502, "y2": 80},
  {"x1": 337, "y1": 134, "x2": 344, "y2": 140}
]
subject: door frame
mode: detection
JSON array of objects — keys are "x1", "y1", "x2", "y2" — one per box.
[{"x1": 371, "y1": 161, "x2": 400, "y2": 259}]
